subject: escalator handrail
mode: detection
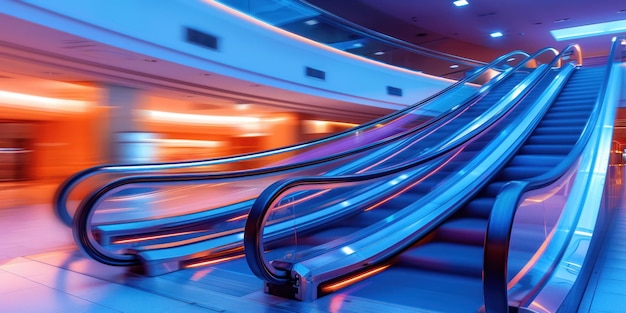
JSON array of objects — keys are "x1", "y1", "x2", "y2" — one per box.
[
  {"x1": 482, "y1": 39, "x2": 620, "y2": 313},
  {"x1": 72, "y1": 50, "x2": 550, "y2": 266},
  {"x1": 54, "y1": 49, "x2": 531, "y2": 227},
  {"x1": 243, "y1": 47, "x2": 571, "y2": 285}
]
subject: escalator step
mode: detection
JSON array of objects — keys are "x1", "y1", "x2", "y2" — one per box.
[
  {"x1": 543, "y1": 111, "x2": 592, "y2": 120},
  {"x1": 435, "y1": 218, "x2": 487, "y2": 246},
  {"x1": 483, "y1": 181, "x2": 507, "y2": 197},
  {"x1": 397, "y1": 242, "x2": 484, "y2": 277},
  {"x1": 552, "y1": 95, "x2": 596, "y2": 102},
  {"x1": 463, "y1": 197, "x2": 496, "y2": 218},
  {"x1": 518, "y1": 144, "x2": 572, "y2": 155},
  {"x1": 532, "y1": 125, "x2": 583, "y2": 135},
  {"x1": 508, "y1": 155, "x2": 563, "y2": 167},
  {"x1": 525, "y1": 134, "x2": 580, "y2": 145},
  {"x1": 538, "y1": 118, "x2": 587, "y2": 127},
  {"x1": 551, "y1": 102, "x2": 595, "y2": 110},
  {"x1": 499, "y1": 166, "x2": 552, "y2": 180}
]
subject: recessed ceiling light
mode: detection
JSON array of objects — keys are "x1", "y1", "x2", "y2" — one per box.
[
  {"x1": 304, "y1": 19, "x2": 319, "y2": 26},
  {"x1": 450, "y1": 64, "x2": 459, "y2": 69},
  {"x1": 490, "y1": 31, "x2": 503, "y2": 38},
  {"x1": 507, "y1": 57, "x2": 516, "y2": 62},
  {"x1": 374, "y1": 51, "x2": 385, "y2": 55},
  {"x1": 551, "y1": 19, "x2": 626, "y2": 41},
  {"x1": 453, "y1": 0, "x2": 469, "y2": 7}
]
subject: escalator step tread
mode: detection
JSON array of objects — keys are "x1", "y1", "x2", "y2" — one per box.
[
  {"x1": 484, "y1": 181, "x2": 507, "y2": 197},
  {"x1": 525, "y1": 135, "x2": 579, "y2": 145},
  {"x1": 500, "y1": 166, "x2": 552, "y2": 180},
  {"x1": 519, "y1": 144, "x2": 572, "y2": 155},
  {"x1": 435, "y1": 218, "x2": 487, "y2": 246},
  {"x1": 508, "y1": 155, "x2": 563, "y2": 167},
  {"x1": 532, "y1": 126, "x2": 583, "y2": 135},
  {"x1": 463, "y1": 197, "x2": 496, "y2": 218},
  {"x1": 397, "y1": 242, "x2": 484, "y2": 277},
  {"x1": 537, "y1": 119, "x2": 585, "y2": 127}
]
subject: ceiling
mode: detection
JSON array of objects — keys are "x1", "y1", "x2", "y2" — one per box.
[
  {"x1": 305, "y1": 0, "x2": 626, "y2": 61},
  {"x1": 0, "y1": 12, "x2": 392, "y2": 125},
  {"x1": 1, "y1": 1, "x2": 626, "y2": 134},
  {"x1": 302, "y1": 0, "x2": 626, "y2": 142}
]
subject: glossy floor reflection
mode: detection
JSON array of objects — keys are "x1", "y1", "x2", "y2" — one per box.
[{"x1": 0, "y1": 181, "x2": 625, "y2": 312}]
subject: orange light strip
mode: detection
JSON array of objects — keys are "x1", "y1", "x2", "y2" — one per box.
[
  {"x1": 226, "y1": 214, "x2": 248, "y2": 222},
  {"x1": 528, "y1": 301, "x2": 550, "y2": 312},
  {"x1": 321, "y1": 264, "x2": 391, "y2": 293},
  {"x1": 185, "y1": 254, "x2": 245, "y2": 268},
  {"x1": 506, "y1": 225, "x2": 557, "y2": 289},
  {"x1": 272, "y1": 189, "x2": 331, "y2": 211},
  {"x1": 112, "y1": 230, "x2": 204, "y2": 244}
]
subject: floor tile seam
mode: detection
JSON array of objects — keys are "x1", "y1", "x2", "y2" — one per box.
[
  {"x1": 585, "y1": 198, "x2": 626, "y2": 309},
  {"x1": 2, "y1": 269, "x2": 124, "y2": 312},
  {"x1": 8, "y1": 256, "x2": 194, "y2": 311},
  {"x1": 31, "y1": 255, "x2": 205, "y2": 308}
]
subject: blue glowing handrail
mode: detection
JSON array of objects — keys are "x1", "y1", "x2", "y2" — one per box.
[{"x1": 482, "y1": 39, "x2": 620, "y2": 313}]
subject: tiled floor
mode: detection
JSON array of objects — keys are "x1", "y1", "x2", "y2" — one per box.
[
  {"x1": 1, "y1": 180, "x2": 625, "y2": 313},
  {"x1": 579, "y1": 190, "x2": 626, "y2": 313}
]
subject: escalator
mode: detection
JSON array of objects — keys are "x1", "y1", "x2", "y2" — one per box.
[
  {"x1": 356, "y1": 65, "x2": 603, "y2": 312},
  {"x1": 70, "y1": 50, "x2": 556, "y2": 276},
  {"x1": 243, "y1": 39, "x2": 621, "y2": 312},
  {"x1": 53, "y1": 0, "x2": 498, "y2": 229},
  {"x1": 401, "y1": 66, "x2": 603, "y2": 282}
]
